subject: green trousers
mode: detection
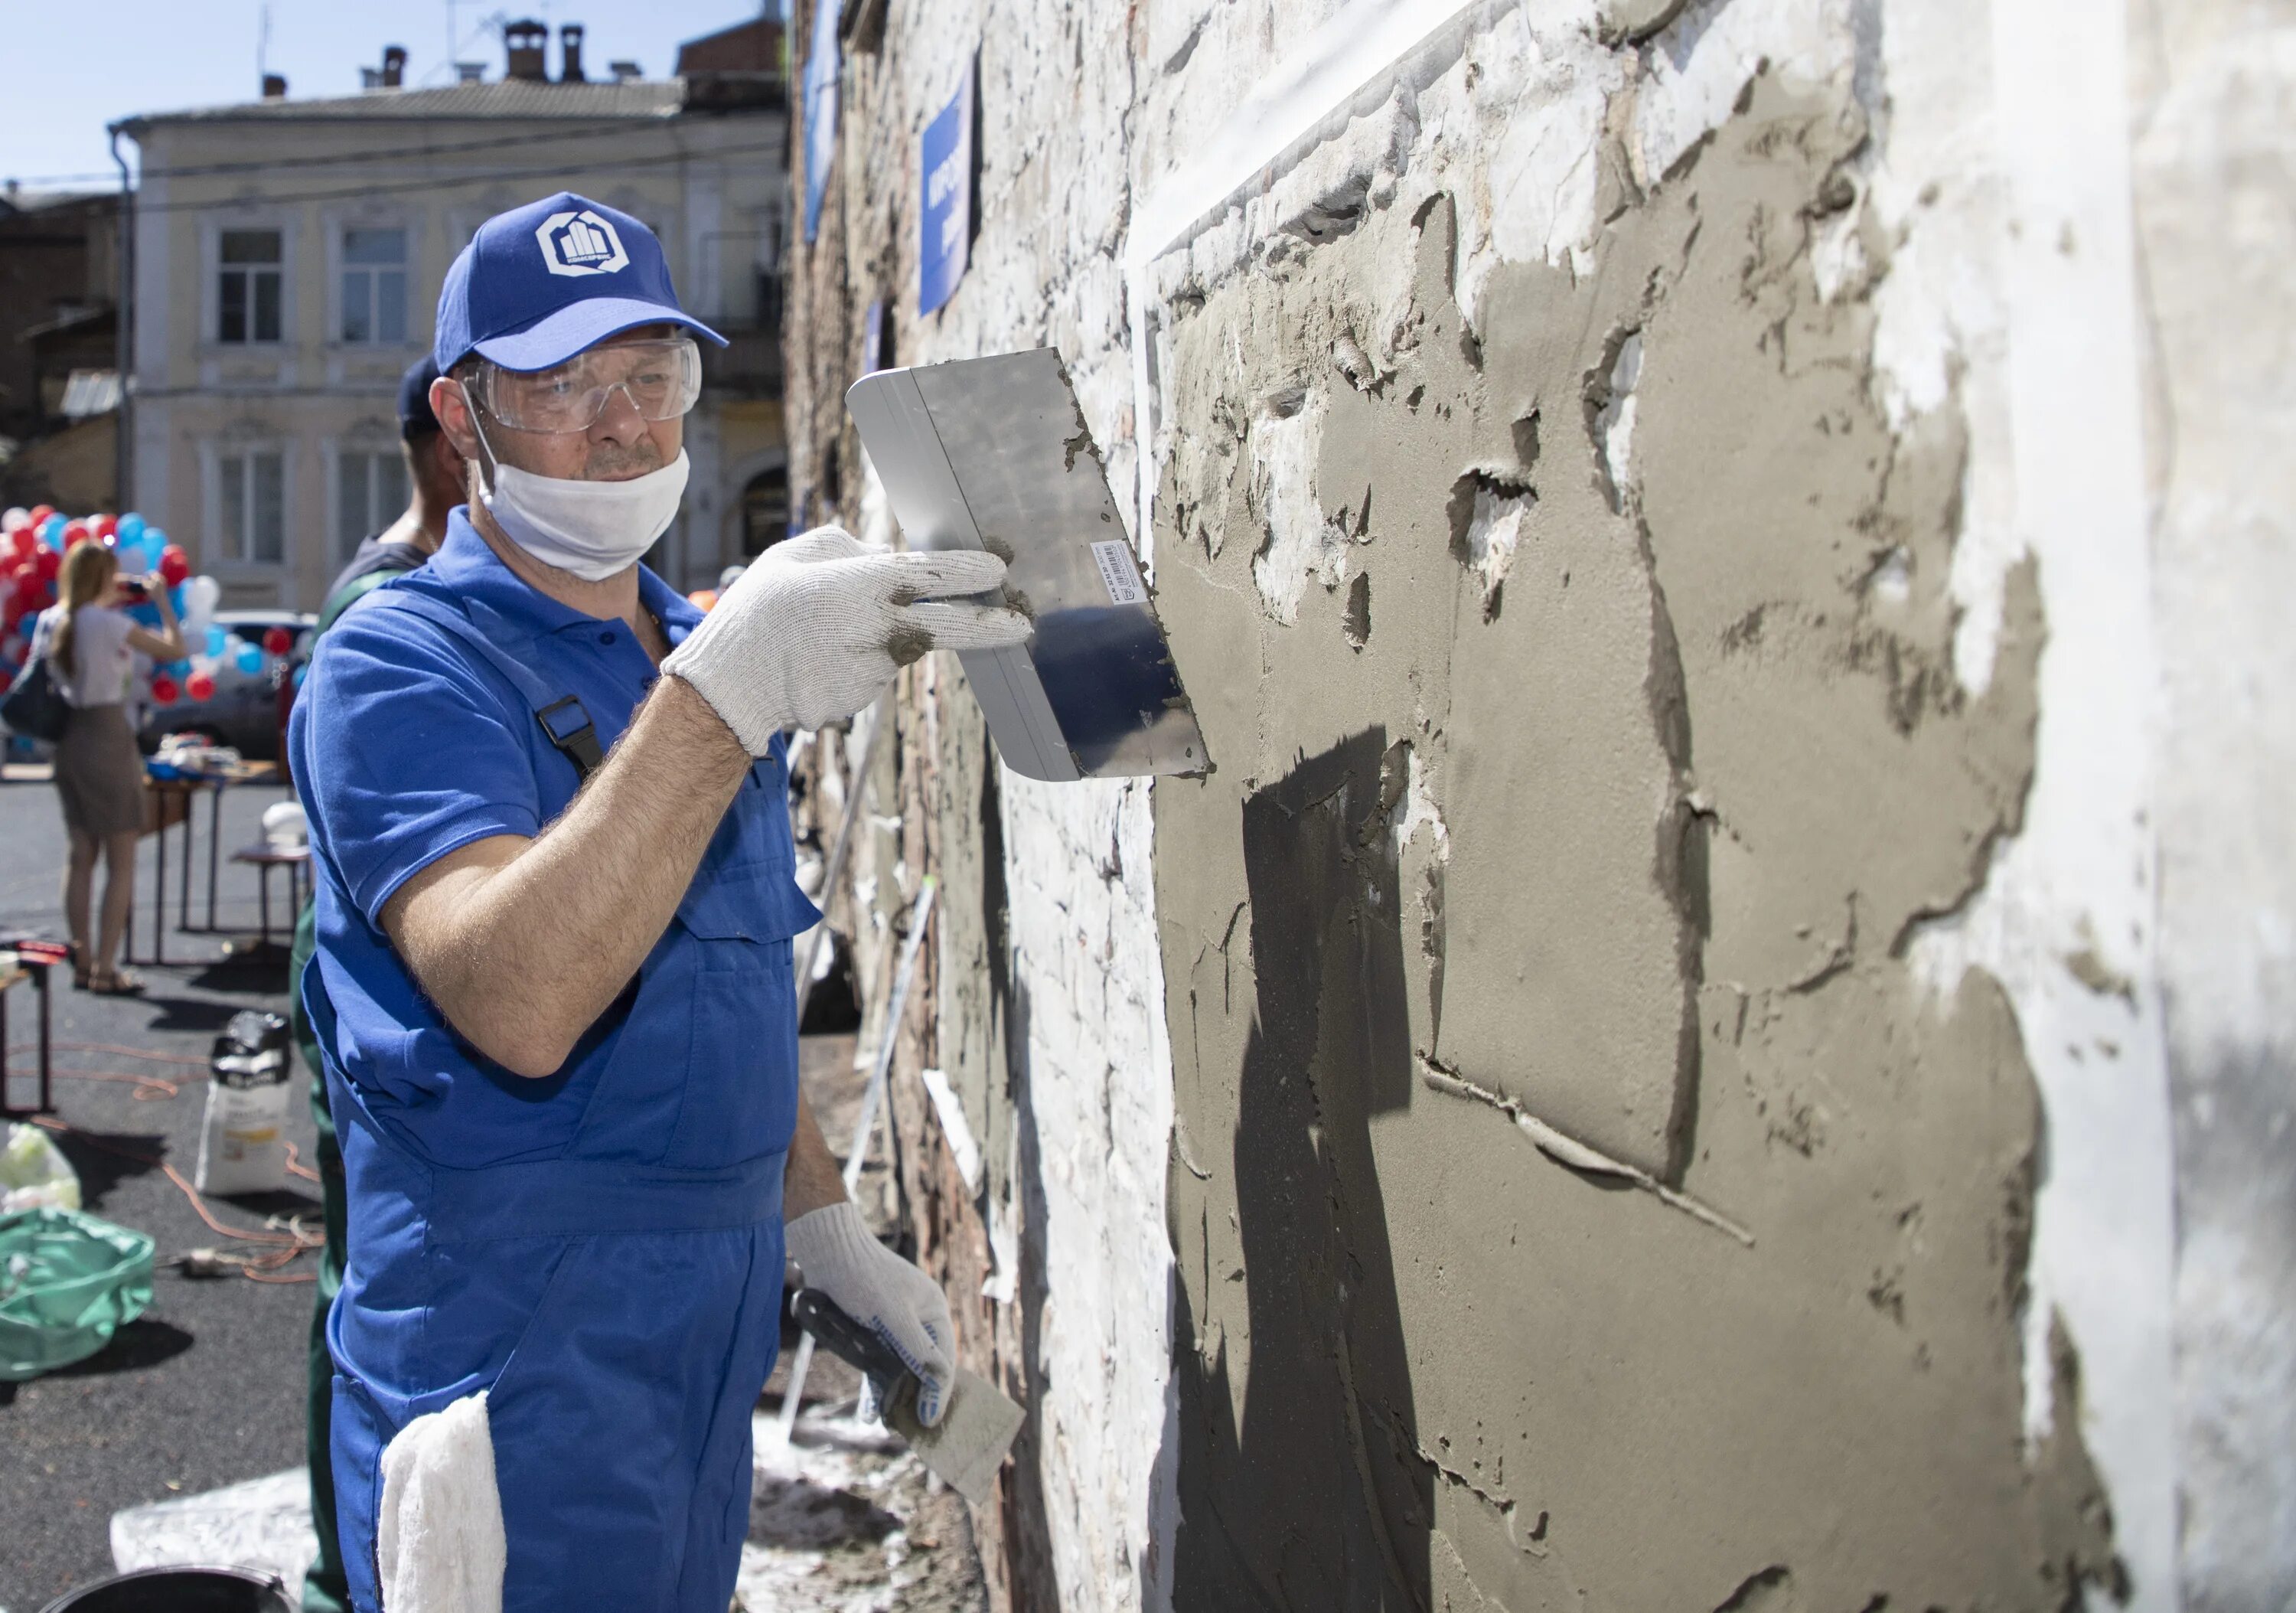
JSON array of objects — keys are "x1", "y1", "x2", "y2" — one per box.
[{"x1": 290, "y1": 898, "x2": 351, "y2": 1613}]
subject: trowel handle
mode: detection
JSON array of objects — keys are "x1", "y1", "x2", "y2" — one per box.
[{"x1": 791, "y1": 1288, "x2": 911, "y2": 1395}]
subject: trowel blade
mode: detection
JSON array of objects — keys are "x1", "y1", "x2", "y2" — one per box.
[{"x1": 882, "y1": 1365, "x2": 1026, "y2": 1507}]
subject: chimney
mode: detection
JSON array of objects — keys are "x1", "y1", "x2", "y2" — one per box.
[
  {"x1": 383, "y1": 46, "x2": 407, "y2": 88},
  {"x1": 262, "y1": 73, "x2": 288, "y2": 99},
  {"x1": 608, "y1": 60, "x2": 642, "y2": 83},
  {"x1": 504, "y1": 18, "x2": 549, "y2": 82},
  {"x1": 455, "y1": 61, "x2": 485, "y2": 83},
  {"x1": 559, "y1": 24, "x2": 585, "y2": 83}
]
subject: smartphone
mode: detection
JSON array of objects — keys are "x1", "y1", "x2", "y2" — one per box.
[{"x1": 117, "y1": 576, "x2": 150, "y2": 602}]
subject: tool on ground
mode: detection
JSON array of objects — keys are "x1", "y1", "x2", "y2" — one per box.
[
  {"x1": 791, "y1": 1287, "x2": 1024, "y2": 1507},
  {"x1": 846, "y1": 347, "x2": 1210, "y2": 781},
  {"x1": 778, "y1": 876, "x2": 937, "y2": 1442}
]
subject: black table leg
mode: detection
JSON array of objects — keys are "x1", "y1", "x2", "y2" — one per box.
[
  {"x1": 34, "y1": 962, "x2": 49, "y2": 1113},
  {"x1": 206, "y1": 782, "x2": 223, "y2": 930},
  {"x1": 178, "y1": 789, "x2": 194, "y2": 931},
  {"x1": 151, "y1": 805, "x2": 168, "y2": 966}
]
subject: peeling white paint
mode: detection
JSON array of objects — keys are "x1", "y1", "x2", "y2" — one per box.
[
  {"x1": 1249, "y1": 391, "x2": 1350, "y2": 623},
  {"x1": 1458, "y1": 482, "x2": 1531, "y2": 616},
  {"x1": 1896, "y1": 0, "x2": 2179, "y2": 1604}
]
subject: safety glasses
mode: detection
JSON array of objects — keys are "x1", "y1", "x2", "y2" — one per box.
[{"x1": 477, "y1": 337, "x2": 703, "y2": 433}]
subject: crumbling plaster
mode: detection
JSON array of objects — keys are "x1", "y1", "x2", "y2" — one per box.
[
  {"x1": 1134, "y1": 0, "x2": 2167, "y2": 1608},
  {"x1": 772, "y1": 0, "x2": 2238, "y2": 1606}
]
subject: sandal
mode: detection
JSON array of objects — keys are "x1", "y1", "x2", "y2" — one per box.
[{"x1": 88, "y1": 967, "x2": 145, "y2": 997}]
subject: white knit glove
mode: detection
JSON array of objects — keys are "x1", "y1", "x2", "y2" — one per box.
[
  {"x1": 785, "y1": 1200, "x2": 956, "y2": 1426},
  {"x1": 663, "y1": 527, "x2": 1029, "y2": 755}
]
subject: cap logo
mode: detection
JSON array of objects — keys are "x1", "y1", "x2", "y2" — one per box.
[{"x1": 535, "y1": 208, "x2": 630, "y2": 278}]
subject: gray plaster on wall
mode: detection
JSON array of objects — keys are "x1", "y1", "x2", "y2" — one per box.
[{"x1": 1148, "y1": 67, "x2": 2114, "y2": 1610}]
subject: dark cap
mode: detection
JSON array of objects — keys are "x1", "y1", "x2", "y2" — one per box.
[{"x1": 398, "y1": 356, "x2": 442, "y2": 439}]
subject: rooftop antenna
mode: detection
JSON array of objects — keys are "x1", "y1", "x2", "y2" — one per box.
[{"x1": 256, "y1": 3, "x2": 272, "y2": 85}]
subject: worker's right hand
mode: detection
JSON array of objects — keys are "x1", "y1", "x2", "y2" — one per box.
[{"x1": 662, "y1": 526, "x2": 1030, "y2": 756}]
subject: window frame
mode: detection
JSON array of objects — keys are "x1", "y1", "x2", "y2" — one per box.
[
  {"x1": 201, "y1": 215, "x2": 295, "y2": 353},
  {"x1": 338, "y1": 224, "x2": 411, "y2": 347},
  {"x1": 207, "y1": 442, "x2": 291, "y2": 570},
  {"x1": 333, "y1": 441, "x2": 410, "y2": 565},
  {"x1": 216, "y1": 228, "x2": 285, "y2": 346}
]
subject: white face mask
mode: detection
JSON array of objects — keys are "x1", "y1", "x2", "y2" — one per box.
[{"x1": 475, "y1": 426, "x2": 690, "y2": 582}]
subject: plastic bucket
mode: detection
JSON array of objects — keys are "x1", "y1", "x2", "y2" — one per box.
[{"x1": 38, "y1": 1566, "x2": 294, "y2": 1613}]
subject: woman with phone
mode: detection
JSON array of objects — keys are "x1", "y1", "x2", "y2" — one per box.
[{"x1": 28, "y1": 540, "x2": 188, "y2": 993}]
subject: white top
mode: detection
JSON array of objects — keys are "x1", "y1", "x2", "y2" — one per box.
[{"x1": 31, "y1": 604, "x2": 138, "y2": 707}]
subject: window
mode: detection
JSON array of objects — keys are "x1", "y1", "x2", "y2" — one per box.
[
  {"x1": 341, "y1": 227, "x2": 409, "y2": 344},
  {"x1": 338, "y1": 447, "x2": 409, "y2": 560},
  {"x1": 218, "y1": 451, "x2": 286, "y2": 563},
  {"x1": 218, "y1": 230, "x2": 283, "y2": 344}
]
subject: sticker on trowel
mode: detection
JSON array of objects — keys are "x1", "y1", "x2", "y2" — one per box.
[{"x1": 1090, "y1": 539, "x2": 1148, "y2": 606}]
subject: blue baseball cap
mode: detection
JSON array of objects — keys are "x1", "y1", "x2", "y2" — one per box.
[{"x1": 432, "y1": 191, "x2": 725, "y2": 374}]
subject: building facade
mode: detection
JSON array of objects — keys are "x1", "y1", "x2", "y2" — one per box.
[
  {"x1": 119, "y1": 41, "x2": 787, "y2": 610},
  {"x1": 784, "y1": 2, "x2": 2295, "y2": 1611}
]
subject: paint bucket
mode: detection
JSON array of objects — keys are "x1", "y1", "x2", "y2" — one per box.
[{"x1": 38, "y1": 1566, "x2": 293, "y2": 1613}]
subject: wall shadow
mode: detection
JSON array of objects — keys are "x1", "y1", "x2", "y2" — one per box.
[{"x1": 1169, "y1": 727, "x2": 1431, "y2": 1611}]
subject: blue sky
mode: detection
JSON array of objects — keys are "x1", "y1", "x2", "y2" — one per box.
[{"x1": 2, "y1": 1, "x2": 784, "y2": 194}]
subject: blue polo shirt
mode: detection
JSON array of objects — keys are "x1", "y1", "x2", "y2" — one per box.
[{"x1": 289, "y1": 511, "x2": 818, "y2": 1171}]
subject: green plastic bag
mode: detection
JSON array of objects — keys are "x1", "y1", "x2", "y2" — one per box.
[{"x1": 0, "y1": 1207, "x2": 155, "y2": 1382}]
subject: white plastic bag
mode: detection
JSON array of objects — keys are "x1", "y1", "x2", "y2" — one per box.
[
  {"x1": 1, "y1": 1122, "x2": 80, "y2": 1213},
  {"x1": 195, "y1": 1076, "x2": 289, "y2": 1195}
]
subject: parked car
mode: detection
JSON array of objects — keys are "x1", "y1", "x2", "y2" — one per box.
[{"x1": 137, "y1": 609, "x2": 316, "y2": 762}]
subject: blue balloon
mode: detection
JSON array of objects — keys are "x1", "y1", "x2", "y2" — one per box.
[
  {"x1": 205, "y1": 625, "x2": 229, "y2": 658},
  {"x1": 164, "y1": 658, "x2": 191, "y2": 678},
  {"x1": 114, "y1": 541, "x2": 150, "y2": 573},
  {"x1": 38, "y1": 514, "x2": 65, "y2": 550},
  {"x1": 127, "y1": 600, "x2": 162, "y2": 629},
  {"x1": 116, "y1": 513, "x2": 146, "y2": 544},
  {"x1": 143, "y1": 527, "x2": 168, "y2": 549},
  {"x1": 234, "y1": 642, "x2": 263, "y2": 675},
  {"x1": 292, "y1": 661, "x2": 309, "y2": 689},
  {"x1": 168, "y1": 583, "x2": 187, "y2": 616}
]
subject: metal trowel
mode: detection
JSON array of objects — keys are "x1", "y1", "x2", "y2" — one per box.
[
  {"x1": 790, "y1": 1288, "x2": 1025, "y2": 1506},
  {"x1": 846, "y1": 348, "x2": 1210, "y2": 782}
]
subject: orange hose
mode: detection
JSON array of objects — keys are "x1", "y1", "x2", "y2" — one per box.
[{"x1": 28, "y1": 1113, "x2": 322, "y2": 1283}]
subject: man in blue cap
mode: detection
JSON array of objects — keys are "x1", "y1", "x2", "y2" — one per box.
[
  {"x1": 285, "y1": 354, "x2": 466, "y2": 1613},
  {"x1": 289, "y1": 193, "x2": 1029, "y2": 1611}
]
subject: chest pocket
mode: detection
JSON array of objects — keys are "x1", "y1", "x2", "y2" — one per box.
[{"x1": 660, "y1": 755, "x2": 819, "y2": 1168}]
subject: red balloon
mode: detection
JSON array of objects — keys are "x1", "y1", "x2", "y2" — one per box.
[
  {"x1": 185, "y1": 669, "x2": 216, "y2": 701},
  {"x1": 34, "y1": 547, "x2": 61, "y2": 582},
  {"x1": 5, "y1": 527, "x2": 33, "y2": 562},
  {"x1": 26, "y1": 505, "x2": 54, "y2": 529},
  {"x1": 60, "y1": 521, "x2": 88, "y2": 549},
  {"x1": 158, "y1": 544, "x2": 192, "y2": 586},
  {"x1": 149, "y1": 674, "x2": 180, "y2": 705},
  {"x1": 89, "y1": 514, "x2": 115, "y2": 540},
  {"x1": 262, "y1": 625, "x2": 292, "y2": 655}
]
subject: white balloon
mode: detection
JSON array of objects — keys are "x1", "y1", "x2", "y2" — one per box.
[
  {"x1": 2, "y1": 508, "x2": 27, "y2": 532},
  {"x1": 181, "y1": 573, "x2": 222, "y2": 641}
]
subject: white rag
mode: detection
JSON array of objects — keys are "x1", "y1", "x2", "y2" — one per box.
[{"x1": 376, "y1": 1390, "x2": 506, "y2": 1613}]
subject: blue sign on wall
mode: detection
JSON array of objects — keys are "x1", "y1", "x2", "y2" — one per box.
[
  {"x1": 801, "y1": 0, "x2": 840, "y2": 244},
  {"x1": 918, "y1": 56, "x2": 975, "y2": 316}
]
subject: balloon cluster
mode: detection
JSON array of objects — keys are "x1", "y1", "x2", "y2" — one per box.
[{"x1": 0, "y1": 504, "x2": 249, "y2": 707}]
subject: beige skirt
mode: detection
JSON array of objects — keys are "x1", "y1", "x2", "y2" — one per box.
[{"x1": 54, "y1": 703, "x2": 147, "y2": 839}]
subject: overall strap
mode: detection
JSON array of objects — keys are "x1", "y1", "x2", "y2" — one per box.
[{"x1": 357, "y1": 586, "x2": 605, "y2": 780}]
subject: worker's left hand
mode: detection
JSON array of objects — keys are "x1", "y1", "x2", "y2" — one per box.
[{"x1": 785, "y1": 1200, "x2": 956, "y2": 1425}]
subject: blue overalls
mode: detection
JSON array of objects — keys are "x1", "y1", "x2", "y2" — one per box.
[{"x1": 288, "y1": 514, "x2": 817, "y2": 1611}]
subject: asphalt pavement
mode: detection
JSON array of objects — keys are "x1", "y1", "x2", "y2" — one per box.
[{"x1": 0, "y1": 769, "x2": 320, "y2": 1611}]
